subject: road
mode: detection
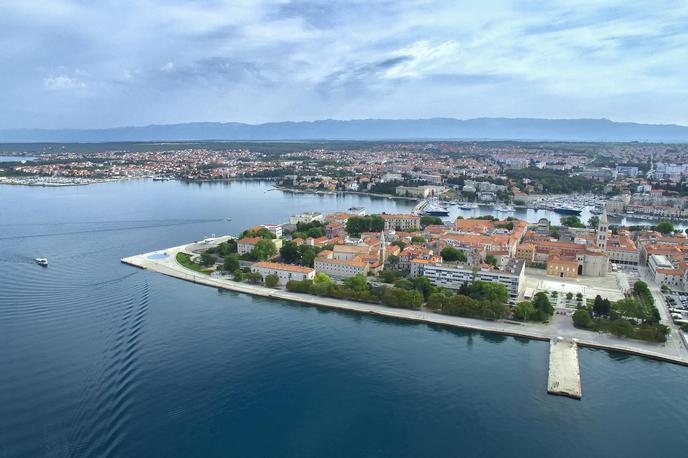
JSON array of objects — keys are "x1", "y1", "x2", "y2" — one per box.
[{"x1": 637, "y1": 266, "x2": 688, "y2": 355}]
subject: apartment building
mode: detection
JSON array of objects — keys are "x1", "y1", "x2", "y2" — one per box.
[{"x1": 423, "y1": 259, "x2": 525, "y2": 302}]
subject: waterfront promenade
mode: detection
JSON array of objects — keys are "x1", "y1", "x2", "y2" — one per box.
[{"x1": 122, "y1": 242, "x2": 688, "y2": 368}]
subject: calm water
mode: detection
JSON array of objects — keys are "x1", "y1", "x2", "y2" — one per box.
[
  {"x1": 1, "y1": 179, "x2": 687, "y2": 457},
  {"x1": 0, "y1": 155, "x2": 35, "y2": 162}
]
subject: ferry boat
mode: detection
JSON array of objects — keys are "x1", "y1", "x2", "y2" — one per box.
[{"x1": 35, "y1": 258, "x2": 48, "y2": 266}]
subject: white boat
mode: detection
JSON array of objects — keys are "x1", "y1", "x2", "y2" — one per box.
[
  {"x1": 422, "y1": 202, "x2": 450, "y2": 216},
  {"x1": 495, "y1": 205, "x2": 515, "y2": 212},
  {"x1": 35, "y1": 258, "x2": 48, "y2": 266},
  {"x1": 459, "y1": 202, "x2": 478, "y2": 210}
]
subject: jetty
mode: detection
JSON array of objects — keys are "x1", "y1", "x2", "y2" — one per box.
[
  {"x1": 547, "y1": 338, "x2": 582, "y2": 399},
  {"x1": 411, "y1": 199, "x2": 427, "y2": 215}
]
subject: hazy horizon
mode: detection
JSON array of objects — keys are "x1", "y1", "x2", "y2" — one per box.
[{"x1": 2, "y1": 1, "x2": 687, "y2": 129}]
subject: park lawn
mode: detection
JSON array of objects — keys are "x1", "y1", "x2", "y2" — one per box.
[{"x1": 176, "y1": 252, "x2": 213, "y2": 274}]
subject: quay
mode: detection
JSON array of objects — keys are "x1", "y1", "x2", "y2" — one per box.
[{"x1": 547, "y1": 338, "x2": 582, "y2": 400}]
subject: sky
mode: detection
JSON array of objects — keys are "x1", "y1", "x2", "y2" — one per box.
[{"x1": 2, "y1": 0, "x2": 687, "y2": 129}]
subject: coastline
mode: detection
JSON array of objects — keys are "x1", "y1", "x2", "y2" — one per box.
[
  {"x1": 122, "y1": 244, "x2": 688, "y2": 368},
  {"x1": 273, "y1": 185, "x2": 421, "y2": 202}
]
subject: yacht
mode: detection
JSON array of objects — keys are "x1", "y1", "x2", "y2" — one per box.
[
  {"x1": 422, "y1": 203, "x2": 450, "y2": 216},
  {"x1": 494, "y1": 204, "x2": 515, "y2": 213},
  {"x1": 459, "y1": 202, "x2": 478, "y2": 210},
  {"x1": 553, "y1": 203, "x2": 583, "y2": 215},
  {"x1": 35, "y1": 258, "x2": 48, "y2": 266}
]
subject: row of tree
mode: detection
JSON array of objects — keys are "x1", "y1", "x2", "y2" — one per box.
[{"x1": 572, "y1": 282, "x2": 668, "y2": 342}]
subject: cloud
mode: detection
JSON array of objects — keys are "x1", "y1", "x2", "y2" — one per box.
[
  {"x1": 43, "y1": 75, "x2": 87, "y2": 91},
  {"x1": 0, "y1": 0, "x2": 686, "y2": 128}
]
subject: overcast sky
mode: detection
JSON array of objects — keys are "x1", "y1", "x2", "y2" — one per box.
[{"x1": 2, "y1": 0, "x2": 687, "y2": 128}]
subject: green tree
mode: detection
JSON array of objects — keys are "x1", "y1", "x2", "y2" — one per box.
[
  {"x1": 413, "y1": 276, "x2": 436, "y2": 300},
  {"x1": 264, "y1": 273, "x2": 279, "y2": 288},
  {"x1": 420, "y1": 215, "x2": 443, "y2": 227},
  {"x1": 223, "y1": 254, "x2": 240, "y2": 272},
  {"x1": 654, "y1": 221, "x2": 674, "y2": 235},
  {"x1": 485, "y1": 254, "x2": 497, "y2": 266},
  {"x1": 299, "y1": 246, "x2": 319, "y2": 267},
  {"x1": 440, "y1": 246, "x2": 467, "y2": 262},
  {"x1": 251, "y1": 239, "x2": 277, "y2": 261},
  {"x1": 411, "y1": 235, "x2": 427, "y2": 244},
  {"x1": 280, "y1": 241, "x2": 301, "y2": 263},
  {"x1": 246, "y1": 272, "x2": 263, "y2": 284},
  {"x1": 469, "y1": 281, "x2": 509, "y2": 304},
  {"x1": 379, "y1": 269, "x2": 399, "y2": 283},
  {"x1": 345, "y1": 216, "x2": 368, "y2": 237},
  {"x1": 427, "y1": 292, "x2": 447, "y2": 310},
  {"x1": 572, "y1": 309, "x2": 593, "y2": 328},
  {"x1": 515, "y1": 301, "x2": 536, "y2": 321},
  {"x1": 561, "y1": 216, "x2": 584, "y2": 228},
  {"x1": 233, "y1": 268, "x2": 244, "y2": 282},
  {"x1": 313, "y1": 272, "x2": 333, "y2": 285},
  {"x1": 200, "y1": 251, "x2": 215, "y2": 267},
  {"x1": 240, "y1": 227, "x2": 275, "y2": 239},
  {"x1": 370, "y1": 215, "x2": 385, "y2": 232},
  {"x1": 533, "y1": 292, "x2": 554, "y2": 316},
  {"x1": 307, "y1": 227, "x2": 324, "y2": 238},
  {"x1": 588, "y1": 215, "x2": 600, "y2": 228},
  {"x1": 610, "y1": 319, "x2": 635, "y2": 338},
  {"x1": 343, "y1": 274, "x2": 368, "y2": 292}
]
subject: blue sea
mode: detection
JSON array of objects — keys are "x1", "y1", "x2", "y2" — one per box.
[{"x1": 1, "y1": 179, "x2": 686, "y2": 457}]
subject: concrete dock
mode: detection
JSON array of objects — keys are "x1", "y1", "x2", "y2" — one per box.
[{"x1": 547, "y1": 338, "x2": 582, "y2": 399}]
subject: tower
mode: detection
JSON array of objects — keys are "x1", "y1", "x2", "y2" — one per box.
[
  {"x1": 379, "y1": 230, "x2": 386, "y2": 263},
  {"x1": 596, "y1": 210, "x2": 608, "y2": 251}
]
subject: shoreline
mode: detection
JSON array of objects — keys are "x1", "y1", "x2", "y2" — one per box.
[
  {"x1": 122, "y1": 244, "x2": 688, "y2": 368},
  {"x1": 273, "y1": 185, "x2": 421, "y2": 202}
]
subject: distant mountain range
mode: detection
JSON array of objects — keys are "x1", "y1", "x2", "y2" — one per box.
[{"x1": 2, "y1": 118, "x2": 688, "y2": 143}]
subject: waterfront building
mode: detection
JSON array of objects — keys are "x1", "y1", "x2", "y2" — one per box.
[
  {"x1": 314, "y1": 252, "x2": 370, "y2": 279},
  {"x1": 251, "y1": 261, "x2": 315, "y2": 286},
  {"x1": 423, "y1": 259, "x2": 525, "y2": 302}
]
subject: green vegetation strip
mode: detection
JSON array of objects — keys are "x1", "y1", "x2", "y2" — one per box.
[{"x1": 176, "y1": 252, "x2": 212, "y2": 274}]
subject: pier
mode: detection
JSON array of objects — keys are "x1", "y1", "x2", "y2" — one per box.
[
  {"x1": 547, "y1": 338, "x2": 582, "y2": 400},
  {"x1": 411, "y1": 199, "x2": 427, "y2": 215}
]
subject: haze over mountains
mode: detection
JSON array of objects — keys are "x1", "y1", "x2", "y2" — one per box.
[{"x1": 2, "y1": 118, "x2": 688, "y2": 143}]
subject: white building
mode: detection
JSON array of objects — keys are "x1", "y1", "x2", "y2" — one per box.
[
  {"x1": 289, "y1": 212, "x2": 324, "y2": 225},
  {"x1": 251, "y1": 261, "x2": 315, "y2": 286},
  {"x1": 261, "y1": 224, "x2": 283, "y2": 239},
  {"x1": 423, "y1": 259, "x2": 525, "y2": 303}
]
